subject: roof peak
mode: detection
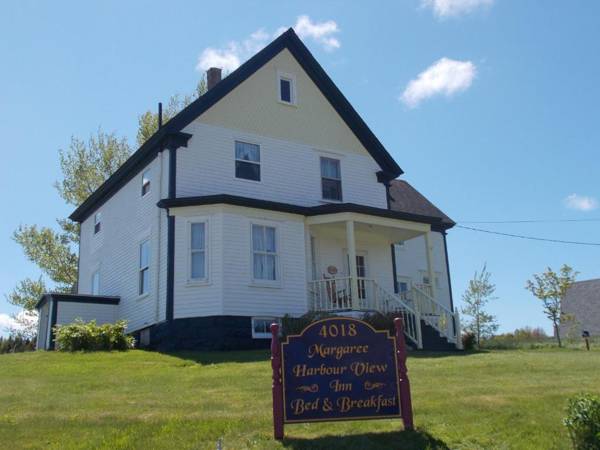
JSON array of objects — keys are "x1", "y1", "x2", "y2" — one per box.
[{"x1": 70, "y1": 27, "x2": 401, "y2": 222}]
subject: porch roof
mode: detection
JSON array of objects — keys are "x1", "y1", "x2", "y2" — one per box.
[{"x1": 157, "y1": 194, "x2": 447, "y2": 229}]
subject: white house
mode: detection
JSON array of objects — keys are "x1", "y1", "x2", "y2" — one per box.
[{"x1": 36, "y1": 29, "x2": 461, "y2": 351}]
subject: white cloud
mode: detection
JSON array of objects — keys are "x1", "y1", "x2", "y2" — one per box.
[
  {"x1": 422, "y1": 0, "x2": 494, "y2": 18},
  {"x1": 196, "y1": 16, "x2": 340, "y2": 73},
  {"x1": 564, "y1": 194, "x2": 599, "y2": 211},
  {"x1": 292, "y1": 15, "x2": 340, "y2": 52},
  {"x1": 0, "y1": 313, "x2": 18, "y2": 333},
  {"x1": 401, "y1": 57, "x2": 476, "y2": 108}
]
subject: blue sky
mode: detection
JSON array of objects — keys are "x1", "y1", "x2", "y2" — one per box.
[{"x1": 1, "y1": 0, "x2": 599, "y2": 335}]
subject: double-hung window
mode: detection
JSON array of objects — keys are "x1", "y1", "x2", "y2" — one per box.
[
  {"x1": 235, "y1": 141, "x2": 260, "y2": 181},
  {"x1": 91, "y1": 271, "x2": 100, "y2": 295},
  {"x1": 190, "y1": 222, "x2": 207, "y2": 281},
  {"x1": 141, "y1": 169, "x2": 151, "y2": 196},
  {"x1": 94, "y1": 212, "x2": 102, "y2": 234},
  {"x1": 320, "y1": 157, "x2": 342, "y2": 201},
  {"x1": 252, "y1": 224, "x2": 278, "y2": 282},
  {"x1": 139, "y1": 240, "x2": 150, "y2": 296}
]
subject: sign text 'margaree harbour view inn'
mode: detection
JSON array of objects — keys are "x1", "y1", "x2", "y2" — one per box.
[{"x1": 270, "y1": 317, "x2": 413, "y2": 439}]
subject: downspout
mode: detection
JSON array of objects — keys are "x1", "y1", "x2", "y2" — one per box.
[
  {"x1": 154, "y1": 150, "x2": 163, "y2": 323},
  {"x1": 154, "y1": 103, "x2": 164, "y2": 323}
]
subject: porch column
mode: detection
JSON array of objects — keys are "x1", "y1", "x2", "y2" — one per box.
[
  {"x1": 346, "y1": 220, "x2": 359, "y2": 309},
  {"x1": 424, "y1": 231, "x2": 435, "y2": 298}
]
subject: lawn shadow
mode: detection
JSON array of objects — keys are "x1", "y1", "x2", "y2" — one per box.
[
  {"x1": 282, "y1": 429, "x2": 449, "y2": 450},
  {"x1": 159, "y1": 349, "x2": 270, "y2": 365}
]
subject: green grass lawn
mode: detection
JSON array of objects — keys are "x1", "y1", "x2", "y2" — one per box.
[{"x1": 1, "y1": 347, "x2": 599, "y2": 449}]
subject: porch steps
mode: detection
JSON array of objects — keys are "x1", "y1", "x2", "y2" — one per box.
[{"x1": 418, "y1": 320, "x2": 459, "y2": 352}]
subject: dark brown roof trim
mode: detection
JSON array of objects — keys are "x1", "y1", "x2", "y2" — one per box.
[
  {"x1": 36, "y1": 293, "x2": 120, "y2": 310},
  {"x1": 69, "y1": 28, "x2": 401, "y2": 223},
  {"x1": 157, "y1": 194, "x2": 449, "y2": 231}
]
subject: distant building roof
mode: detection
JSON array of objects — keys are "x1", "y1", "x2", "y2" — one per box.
[
  {"x1": 388, "y1": 180, "x2": 455, "y2": 230},
  {"x1": 561, "y1": 278, "x2": 600, "y2": 336}
]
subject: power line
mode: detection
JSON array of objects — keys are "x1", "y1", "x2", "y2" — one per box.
[
  {"x1": 459, "y1": 218, "x2": 600, "y2": 224},
  {"x1": 455, "y1": 225, "x2": 600, "y2": 246}
]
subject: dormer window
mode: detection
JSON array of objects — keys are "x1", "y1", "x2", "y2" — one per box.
[
  {"x1": 278, "y1": 72, "x2": 296, "y2": 105},
  {"x1": 94, "y1": 212, "x2": 102, "y2": 234}
]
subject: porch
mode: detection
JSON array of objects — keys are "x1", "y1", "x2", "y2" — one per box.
[{"x1": 305, "y1": 212, "x2": 462, "y2": 349}]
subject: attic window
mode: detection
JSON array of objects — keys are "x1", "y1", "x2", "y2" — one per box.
[
  {"x1": 278, "y1": 72, "x2": 295, "y2": 105},
  {"x1": 141, "y1": 169, "x2": 151, "y2": 196},
  {"x1": 94, "y1": 212, "x2": 102, "y2": 234}
]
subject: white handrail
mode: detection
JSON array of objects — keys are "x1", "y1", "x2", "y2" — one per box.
[
  {"x1": 308, "y1": 277, "x2": 423, "y2": 349},
  {"x1": 411, "y1": 285, "x2": 458, "y2": 343}
]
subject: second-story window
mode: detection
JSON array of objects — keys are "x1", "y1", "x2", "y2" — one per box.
[
  {"x1": 235, "y1": 141, "x2": 260, "y2": 182},
  {"x1": 141, "y1": 169, "x2": 151, "y2": 196},
  {"x1": 94, "y1": 212, "x2": 102, "y2": 234},
  {"x1": 320, "y1": 157, "x2": 342, "y2": 201},
  {"x1": 139, "y1": 239, "x2": 150, "y2": 296}
]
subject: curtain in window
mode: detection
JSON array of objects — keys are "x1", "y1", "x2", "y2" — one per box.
[
  {"x1": 191, "y1": 223, "x2": 206, "y2": 279},
  {"x1": 252, "y1": 225, "x2": 277, "y2": 280}
]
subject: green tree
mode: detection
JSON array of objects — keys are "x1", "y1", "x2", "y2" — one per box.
[
  {"x1": 461, "y1": 264, "x2": 499, "y2": 348},
  {"x1": 136, "y1": 78, "x2": 207, "y2": 146},
  {"x1": 8, "y1": 130, "x2": 132, "y2": 312},
  {"x1": 7, "y1": 77, "x2": 205, "y2": 324},
  {"x1": 525, "y1": 264, "x2": 577, "y2": 347}
]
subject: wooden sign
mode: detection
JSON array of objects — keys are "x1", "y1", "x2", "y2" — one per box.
[{"x1": 270, "y1": 317, "x2": 413, "y2": 439}]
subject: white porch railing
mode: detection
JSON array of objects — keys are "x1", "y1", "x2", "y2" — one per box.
[
  {"x1": 308, "y1": 277, "x2": 462, "y2": 349},
  {"x1": 308, "y1": 277, "x2": 423, "y2": 348},
  {"x1": 412, "y1": 285, "x2": 461, "y2": 346}
]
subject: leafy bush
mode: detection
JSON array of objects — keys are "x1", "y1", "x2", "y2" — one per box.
[
  {"x1": 54, "y1": 319, "x2": 134, "y2": 351},
  {"x1": 564, "y1": 393, "x2": 600, "y2": 449},
  {"x1": 0, "y1": 336, "x2": 36, "y2": 354},
  {"x1": 462, "y1": 332, "x2": 476, "y2": 351},
  {"x1": 481, "y1": 326, "x2": 550, "y2": 349}
]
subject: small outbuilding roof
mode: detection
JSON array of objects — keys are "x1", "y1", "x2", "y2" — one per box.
[{"x1": 36, "y1": 293, "x2": 120, "y2": 310}]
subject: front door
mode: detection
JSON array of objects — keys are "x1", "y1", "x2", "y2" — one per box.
[{"x1": 346, "y1": 252, "x2": 368, "y2": 301}]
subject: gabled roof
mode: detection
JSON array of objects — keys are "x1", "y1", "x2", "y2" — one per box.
[
  {"x1": 70, "y1": 28, "x2": 402, "y2": 223},
  {"x1": 389, "y1": 180, "x2": 455, "y2": 230}
]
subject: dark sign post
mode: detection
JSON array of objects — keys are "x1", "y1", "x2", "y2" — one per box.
[{"x1": 270, "y1": 317, "x2": 413, "y2": 440}]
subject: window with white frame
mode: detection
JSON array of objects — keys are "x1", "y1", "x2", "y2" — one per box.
[
  {"x1": 252, "y1": 317, "x2": 279, "y2": 339},
  {"x1": 252, "y1": 224, "x2": 278, "y2": 281},
  {"x1": 139, "y1": 239, "x2": 150, "y2": 296},
  {"x1": 320, "y1": 157, "x2": 342, "y2": 201},
  {"x1": 94, "y1": 212, "x2": 102, "y2": 234},
  {"x1": 420, "y1": 270, "x2": 441, "y2": 289},
  {"x1": 141, "y1": 169, "x2": 151, "y2": 196},
  {"x1": 91, "y1": 271, "x2": 100, "y2": 295},
  {"x1": 278, "y1": 73, "x2": 295, "y2": 104},
  {"x1": 235, "y1": 141, "x2": 261, "y2": 181},
  {"x1": 190, "y1": 222, "x2": 207, "y2": 281}
]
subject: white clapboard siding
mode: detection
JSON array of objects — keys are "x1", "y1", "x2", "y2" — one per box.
[
  {"x1": 78, "y1": 151, "x2": 170, "y2": 332},
  {"x1": 310, "y1": 226, "x2": 396, "y2": 295},
  {"x1": 394, "y1": 232, "x2": 452, "y2": 310},
  {"x1": 56, "y1": 302, "x2": 117, "y2": 326},
  {"x1": 177, "y1": 122, "x2": 387, "y2": 209}
]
